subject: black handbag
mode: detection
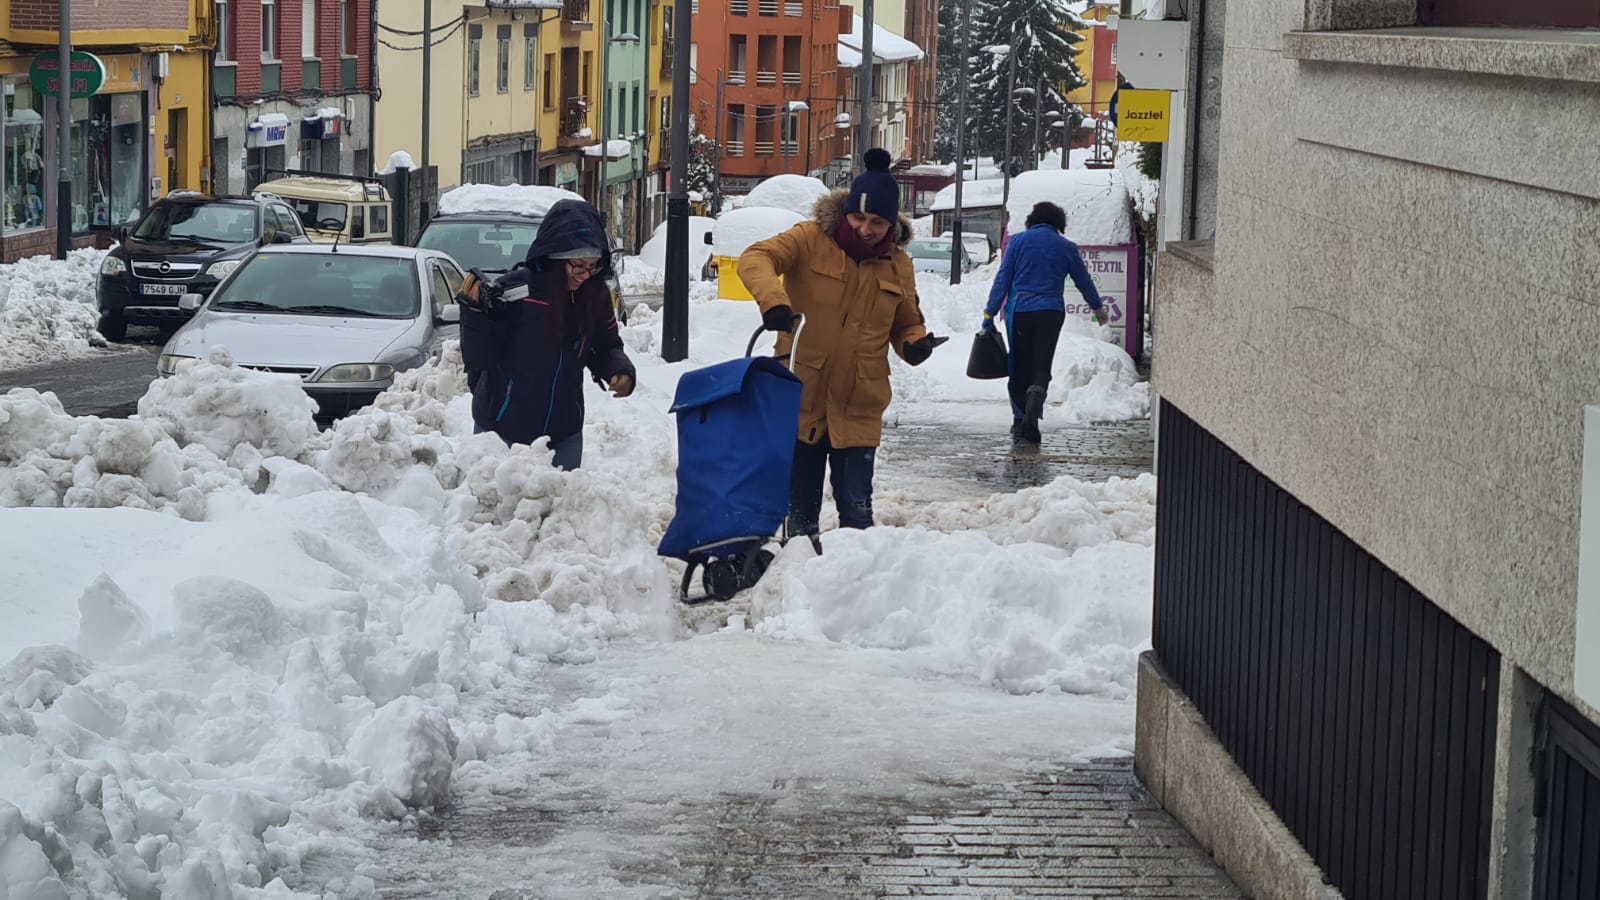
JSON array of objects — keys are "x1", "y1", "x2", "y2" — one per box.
[{"x1": 966, "y1": 328, "x2": 1010, "y2": 380}]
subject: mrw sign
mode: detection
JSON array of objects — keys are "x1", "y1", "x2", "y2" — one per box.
[{"x1": 1116, "y1": 90, "x2": 1172, "y2": 143}]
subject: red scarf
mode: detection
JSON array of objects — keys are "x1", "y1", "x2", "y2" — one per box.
[{"x1": 835, "y1": 220, "x2": 897, "y2": 262}]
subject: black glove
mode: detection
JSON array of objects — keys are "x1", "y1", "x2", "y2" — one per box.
[
  {"x1": 763, "y1": 304, "x2": 797, "y2": 332},
  {"x1": 902, "y1": 334, "x2": 947, "y2": 366}
]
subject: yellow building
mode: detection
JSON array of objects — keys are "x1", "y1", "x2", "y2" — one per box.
[
  {"x1": 534, "y1": 0, "x2": 602, "y2": 197},
  {"x1": 1066, "y1": 1, "x2": 1119, "y2": 122},
  {"x1": 0, "y1": 0, "x2": 211, "y2": 262}
]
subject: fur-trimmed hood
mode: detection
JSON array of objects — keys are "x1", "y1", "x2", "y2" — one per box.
[{"x1": 811, "y1": 189, "x2": 914, "y2": 250}]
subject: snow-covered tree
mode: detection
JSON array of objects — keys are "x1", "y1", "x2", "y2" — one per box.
[
  {"x1": 966, "y1": 0, "x2": 1088, "y2": 169},
  {"x1": 686, "y1": 124, "x2": 719, "y2": 199},
  {"x1": 933, "y1": 0, "x2": 963, "y2": 162}
]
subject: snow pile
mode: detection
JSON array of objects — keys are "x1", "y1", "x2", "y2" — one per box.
[
  {"x1": 634, "y1": 215, "x2": 715, "y2": 279},
  {"x1": 0, "y1": 249, "x2": 111, "y2": 369},
  {"x1": 741, "y1": 174, "x2": 831, "y2": 216},
  {"x1": 437, "y1": 184, "x2": 586, "y2": 218},
  {"x1": 1006, "y1": 169, "x2": 1134, "y2": 245},
  {"x1": 378, "y1": 150, "x2": 417, "y2": 174},
  {"x1": 711, "y1": 206, "x2": 807, "y2": 257},
  {"x1": 841, "y1": 14, "x2": 927, "y2": 62},
  {"x1": 581, "y1": 139, "x2": 634, "y2": 160},
  {"x1": 136, "y1": 347, "x2": 321, "y2": 461}
]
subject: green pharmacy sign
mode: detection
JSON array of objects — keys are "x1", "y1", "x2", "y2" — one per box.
[{"x1": 29, "y1": 51, "x2": 107, "y2": 99}]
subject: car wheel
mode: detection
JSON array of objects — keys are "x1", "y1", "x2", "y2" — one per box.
[{"x1": 97, "y1": 311, "x2": 127, "y2": 343}]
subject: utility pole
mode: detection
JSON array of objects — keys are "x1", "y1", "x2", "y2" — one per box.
[
  {"x1": 712, "y1": 70, "x2": 725, "y2": 215},
  {"x1": 662, "y1": 0, "x2": 692, "y2": 361},
  {"x1": 1001, "y1": 29, "x2": 1016, "y2": 208},
  {"x1": 858, "y1": 0, "x2": 874, "y2": 156},
  {"x1": 55, "y1": 0, "x2": 71, "y2": 260},
  {"x1": 949, "y1": 0, "x2": 969, "y2": 286},
  {"x1": 421, "y1": 0, "x2": 432, "y2": 179}
]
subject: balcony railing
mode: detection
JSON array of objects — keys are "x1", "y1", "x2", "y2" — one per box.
[
  {"x1": 754, "y1": 141, "x2": 774, "y2": 156},
  {"x1": 730, "y1": 0, "x2": 748, "y2": 13},
  {"x1": 725, "y1": 140, "x2": 745, "y2": 156},
  {"x1": 561, "y1": 96, "x2": 590, "y2": 139},
  {"x1": 781, "y1": 141, "x2": 798, "y2": 156},
  {"x1": 563, "y1": 0, "x2": 590, "y2": 19},
  {"x1": 661, "y1": 39, "x2": 673, "y2": 74},
  {"x1": 756, "y1": 70, "x2": 776, "y2": 86},
  {"x1": 782, "y1": 71, "x2": 801, "y2": 86},
  {"x1": 785, "y1": 0, "x2": 802, "y2": 14},
  {"x1": 729, "y1": 68, "x2": 746, "y2": 83},
  {"x1": 759, "y1": 0, "x2": 778, "y2": 14}
]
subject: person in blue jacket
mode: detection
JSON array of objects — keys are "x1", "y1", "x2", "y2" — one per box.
[
  {"x1": 459, "y1": 199, "x2": 636, "y2": 470},
  {"x1": 982, "y1": 201, "x2": 1108, "y2": 444}
]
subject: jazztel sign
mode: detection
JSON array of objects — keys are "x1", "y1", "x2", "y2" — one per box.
[{"x1": 1116, "y1": 90, "x2": 1172, "y2": 143}]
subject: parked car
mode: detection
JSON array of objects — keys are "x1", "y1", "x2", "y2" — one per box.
[
  {"x1": 96, "y1": 193, "x2": 310, "y2": 342},
  {"x1": 254, "y1": 170, "x2": 394, "y2": 245},
  {"x1": 942, "y1": 230, "x2": 994, "y2": 265},
  {"x1": 906, "y1": 237, "x2": 977, "y2": 275},
  {"x1": 417, "y1": 207, "x2": 631, "y2": 324},
  {"x1": 157, "y1": 245, "x2": 463, "y2": 419}
]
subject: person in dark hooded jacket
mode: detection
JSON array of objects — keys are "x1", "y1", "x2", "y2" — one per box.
[{"x1": 459, "y1": 199, "x2": 636, "y2": 470}]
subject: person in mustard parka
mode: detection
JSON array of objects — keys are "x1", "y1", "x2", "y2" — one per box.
[{"x1": 738, "y1": 148, "x2": 947, "y2": 537}]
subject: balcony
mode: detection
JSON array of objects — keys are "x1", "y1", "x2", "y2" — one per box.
[
  {"x1": 730, "y1": 0, "x2": 748, "y2": 13},
  {"x1": 781, "y1": 141, "x2": 798, "y2": 156},
  {"x1": 725, "y1": 140, "x2": 745, "y2": 156},
  {"x1": 759, "y1": 0, "x2": 777, "y2": 14},
  {"x1": 782, "y1": 71, "x2": 801, "y2": 87},
  {"x1": 756, "y1": 70, "x2": 776, "y2": 87},
  {"x1": 560, "y1": 96, "x2": 592, "y2": 147},
  {"x1": 785, "y1": 0, "x2": 802, "y2": 14},
  {"x1": 754, "y1": 141, "x2": 774, "y2": 156},
  {"x1": 729, "y1": 68, "x2": 746, "y2": 83},
  {"x1": 563, "y1": 0, "x2": 594, "y2": 31}
]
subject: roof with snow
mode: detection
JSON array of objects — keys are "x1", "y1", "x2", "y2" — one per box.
[
  {"x1": 930, "y1": 169, "x2": 1133, "y2": 246},
  {"x1": 838, "y1": 15, "x2": 925, "y2": 67}
]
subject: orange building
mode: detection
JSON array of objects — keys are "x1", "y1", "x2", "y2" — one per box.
[{"x1": 689, "y1": 0, "x2": 850, "y2": 195}]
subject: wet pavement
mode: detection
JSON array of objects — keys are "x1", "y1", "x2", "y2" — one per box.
[{"x1": 879, "y1": 419, "x2": 1155, "y2": 502}]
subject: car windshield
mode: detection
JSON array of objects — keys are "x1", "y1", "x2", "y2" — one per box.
[
  {"x1": 286, "y1": 199, "x2": 349, "y2": 233},
  {"x1": 209, "y1": 254, "x2": 418, "y2": 318},
  {"x1": 416, "y1": 220, "x2": 540, "y2": 274},
  {"x1": 905, "y1": 239, "x2": 955, "y2": 258},
  {"x1": 133, "y1": 203, "x2": 256, "y2": 245}
]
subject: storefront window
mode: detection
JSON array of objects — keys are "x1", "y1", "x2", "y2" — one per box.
[
  {"x1": 69, "y1": 94, "x2": 147, "y2": 233},
  {"x1": 2, "y1": 77, "x2": 46, "y2": 233}
]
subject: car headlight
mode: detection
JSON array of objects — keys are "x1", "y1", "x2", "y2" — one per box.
[
  {"x1": 206, "y1": 260, "x2": 242, "y2": 279},
  {"x1": 316, "y1": 363, "x2": 395, "y2": 383},
  {"x1": 158, "y1": 354, "x2": 194, "y2": 376},
  {"x1": 100, "y1": 255, "x2": 126, "y2": 275}
]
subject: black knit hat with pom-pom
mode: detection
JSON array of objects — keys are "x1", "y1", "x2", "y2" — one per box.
[{"x1": 843, "y1": 148, "x2": 900, "y2": 220}]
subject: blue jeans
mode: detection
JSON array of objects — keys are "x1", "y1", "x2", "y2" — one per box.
[{"x1": 788, "y1": 435, "x2": 876, "y2": 535}]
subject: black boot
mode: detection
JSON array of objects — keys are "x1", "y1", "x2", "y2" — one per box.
[{"x1": 1019, "y1": 385, "x2": 1046, "y2": 443}]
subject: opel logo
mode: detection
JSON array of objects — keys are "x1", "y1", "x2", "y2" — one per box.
[{"x1": 158, "y1": 261, "x2": 172, "y2": 274}]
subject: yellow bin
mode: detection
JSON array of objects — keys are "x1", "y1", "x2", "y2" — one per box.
[{"x1": 714, "y1": 255, "x2": 756, "y2": 301}]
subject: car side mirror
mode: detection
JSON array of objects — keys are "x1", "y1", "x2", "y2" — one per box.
[
  {"x1": 179, "y1": 293, "x2": 203, "y2": 311},
  {"x1": 703, "y1": 232, "x2": 714, "y2": 246},
  {"x1": 270, "y1": 231, "x2": 295, "y2": 245},
  {"x1": 437, "y1": 304, "x2": 461, "y2": 324}
]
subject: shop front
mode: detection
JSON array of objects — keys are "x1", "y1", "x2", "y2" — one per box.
[
  {"x1": 0, "y1": 51, "x2": 154, "y2": 261},
  {"x1": 245, "y1": 113, "x2": 291, "y2": 190},
  {"x1": 298, "y1": 108, "x2": 347, "y2": 175}
]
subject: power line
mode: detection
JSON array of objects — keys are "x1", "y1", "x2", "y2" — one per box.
[
  {"x1": 378, "y1": 18, "x2": 465, "y2": 52},
  {"x1": 377, "y1": 15, "x2": 464, "y2": 37}
]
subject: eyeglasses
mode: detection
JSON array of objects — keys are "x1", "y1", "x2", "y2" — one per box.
[{"x1": 564, "y1": 259, "x2": 602, "y2": 274}]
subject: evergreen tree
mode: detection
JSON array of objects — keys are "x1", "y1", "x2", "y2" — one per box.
[
  {"x1": 966, "y1": 0, "x2": 1088, "y2": 170},
  {"x1": 933, "y1": 0, "x2": 963, "y2": 162}
]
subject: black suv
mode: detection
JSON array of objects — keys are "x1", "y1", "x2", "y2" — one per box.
[
  {"x1": 96, "y1": 194, "x2": 310, "y2": 341},
  {"x1": 416, "y1": 211, "x2": 628, "y2": 324}
]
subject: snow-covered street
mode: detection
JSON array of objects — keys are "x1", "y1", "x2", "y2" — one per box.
[{"x1": 0, "y1": 253, "x2": 1172, "y2": 897}]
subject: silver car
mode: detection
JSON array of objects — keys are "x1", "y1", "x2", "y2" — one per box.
[
  {"x1": 158, "y1": 244, "x2": 464, "y2": 418},
  {"x1": 906, "y1": 237, "x2": 977, "y2": 276}
]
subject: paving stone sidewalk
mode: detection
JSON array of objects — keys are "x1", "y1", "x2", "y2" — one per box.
[{"x1": 691, "y1": 759, "x2": 1242, "y2": 899}]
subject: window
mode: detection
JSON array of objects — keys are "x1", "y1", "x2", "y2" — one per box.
[
  {"x1": 660, "y1": 94, "x2": 671, "y2": 133},
  {"x1": 302, "y1": 0, "x2": 317, "y2": 57},
  {"x1": 341, "y1": 0, "x2": 356, "y2": 55},
  {"x1": 216, "y1": 0, "x2": 232, "y2": 62},
  {"x1": 368, "y1": 204, "x2": 388, "y2": 237},
  {"x1": 430, "y1": 264, "x2": 455, "y2": 311},
  {"x1": 1, "y1": 76, "x2": 46, "y2": 233},
  {"x1": 631, "y1": 83, "x2": 640, "y2": 134},
  {"x1": 468, "y1": 27, "x2": 481, "y2": 96},
  {"x1": 497, "y1": 26, "x2": 511, "y2": 93},
  {"x1": 261, "y1": 0, "x2": 278, "y2": 60},
  {"x1": 525, "y1": 35, "x2": 536, "y2": 89},
  {"x1": 273, "y1": 204, "x2": 306, "y2": 239},
  {"x1": 543, "y1": 53, "x2": 556, "y2": 109}
]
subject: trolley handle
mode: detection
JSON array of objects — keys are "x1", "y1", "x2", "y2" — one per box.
[{"x1": 744, "y1": 313, "x2": 805, "y2": 371}]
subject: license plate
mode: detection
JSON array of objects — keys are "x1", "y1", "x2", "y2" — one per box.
[{"x1": 140, "y1": 283, "x2": 186, "y2": 296}]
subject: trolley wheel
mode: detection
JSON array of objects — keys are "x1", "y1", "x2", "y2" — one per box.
[{"x1": 702, "y1": 559, "x2": 742, "y2": 601}]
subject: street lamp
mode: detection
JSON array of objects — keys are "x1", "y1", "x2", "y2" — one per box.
[
  {"x1": 600, "y1": 31, "x2": 641, "y2": 247},
  {"x1": 711, "y1": 72, "x2": 744, "y2": 215}
]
